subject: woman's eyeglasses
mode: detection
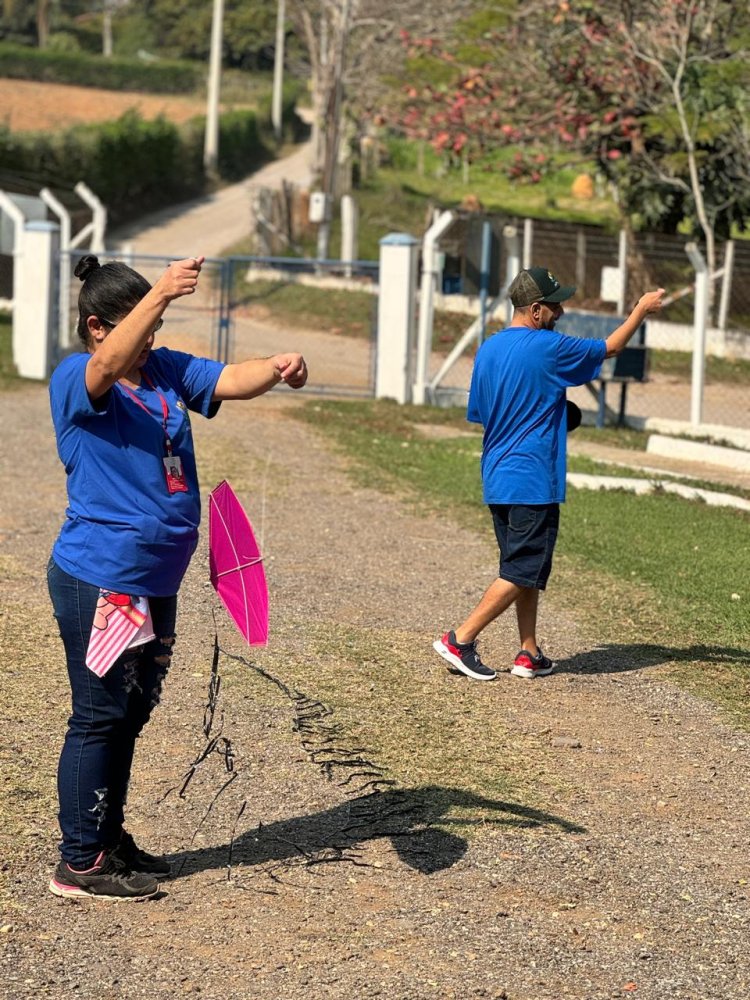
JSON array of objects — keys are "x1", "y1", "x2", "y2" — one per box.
[{"x1": 99, "y1": 317, "x2": 163, "y2": 333}]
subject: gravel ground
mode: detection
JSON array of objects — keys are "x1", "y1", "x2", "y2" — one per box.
[{"x1": 1, "y1": 382, "x2": 748, "y2": 1000}]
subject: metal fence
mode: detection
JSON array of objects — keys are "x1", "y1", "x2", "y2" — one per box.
[
  {"x1": 524, "y1": 220, "x2": 750, "y2": 335},
  {"x1": 54, "y1": 230, "x2": 750, "y2": 432},
  {"x1": 429, "y1": 218, "x2": 750, "y2": 432},
  {"x1": 224, "y1": 256, "x2": 378, "y2": 398},
  {"x1": 62, "y1": 251, "x2": 379, "y2": 399}
]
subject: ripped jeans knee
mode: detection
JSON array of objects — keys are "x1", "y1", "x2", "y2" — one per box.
[{"x1": 128, "y1": 631, "x2": 176, "y2": 731}]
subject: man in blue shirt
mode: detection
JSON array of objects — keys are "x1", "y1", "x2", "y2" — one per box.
[{"x1": 434, "y1": 266, "x2": 664, "y2": 681}]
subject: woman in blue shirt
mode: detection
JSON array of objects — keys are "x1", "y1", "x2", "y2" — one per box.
[{"x1": 47, "y1": 253, "x2": 307, "y2": 900}]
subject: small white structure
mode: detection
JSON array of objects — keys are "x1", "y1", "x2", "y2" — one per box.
[
  {"x1": 13, "y1": 220, "x2": 60, "y2": 380},
  {"x1": 376, "y1": 233, "x2": 419, "y2": 403}
]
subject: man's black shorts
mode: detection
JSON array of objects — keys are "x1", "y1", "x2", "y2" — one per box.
[{"x1": 489, "y1": 503, "x2": 560, "y2": 590}]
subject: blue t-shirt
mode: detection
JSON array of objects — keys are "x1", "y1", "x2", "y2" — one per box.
[
  {"x1": 50, "y1": 347, "x2": 225, "y2": 596},
  {"x1": 467, "y1": 326, "x2": 606, "y2": 504}
]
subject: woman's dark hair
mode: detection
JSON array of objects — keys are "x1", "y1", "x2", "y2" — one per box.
[{"x1": 74, "y1": 254, "x2": 152, "y2": 347}]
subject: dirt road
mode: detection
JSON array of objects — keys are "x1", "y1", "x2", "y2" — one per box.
[
  {"x1": 1, "y1": 383, "x2": 748, "y2": 1000},
  {"x1": 2, "y1": 138, "x2": 748, "y2": 1000}
]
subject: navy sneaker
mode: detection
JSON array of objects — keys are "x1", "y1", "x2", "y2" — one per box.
[
  {"x1": 433, "y1": 630, "x2": 496, "y2": 681},
  {"x1": 49, "y1": 850, "x2": 159, "y2": 900},
  {"x1": 112, "y1": 830, "x2": 171, "y2": 878},
  {"x1": 511, "y1": 648, "x2": 555, "y2": 679}
]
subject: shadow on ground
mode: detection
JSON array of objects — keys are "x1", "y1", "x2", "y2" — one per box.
[
  {"x1": 556, "y1": 643, "x2": 750, "y2": 675},
  {"x1": 167, "y1": 784, "x2": 586, "y2": 881}
]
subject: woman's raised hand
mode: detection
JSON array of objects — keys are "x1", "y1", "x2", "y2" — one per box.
[{"x1": 158, "y1": 256, "x2": 205, "y2": 300}]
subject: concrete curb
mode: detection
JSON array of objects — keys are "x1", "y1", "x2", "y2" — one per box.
[
  {"x1": 646, "y1": 434, "x2": 750, "y2": 471},
  {"x1": 567, "y1": 472, "x2": 750, "y2": 511}
]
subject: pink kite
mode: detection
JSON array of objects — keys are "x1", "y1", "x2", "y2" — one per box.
[{"x1": 208, "y1": 480, "x2": 269, "y2": 646}]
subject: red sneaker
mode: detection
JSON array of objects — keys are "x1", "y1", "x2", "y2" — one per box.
[{"x1": 511, "y1": 648, "x2": 555, "y2": 679}]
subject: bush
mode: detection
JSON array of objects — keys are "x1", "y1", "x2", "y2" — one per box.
[
  {"x1": 0, "y1": 41, "x2": 201, "y2": 94},
  {"x1": 0, "y1": 106, "x2": 281, "y2": 224}
]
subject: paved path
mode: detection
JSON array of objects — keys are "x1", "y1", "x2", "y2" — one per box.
[
  {"x1": 110, "y1": 141, "x2": 314, "y2": 260},
  {"x1": 105, "y1": 138, "x2": 376, "y2": 393}
]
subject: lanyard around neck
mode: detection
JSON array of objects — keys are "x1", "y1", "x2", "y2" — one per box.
[{"x1": 117, "y1": 370, "x2": 175, "y2": 454}]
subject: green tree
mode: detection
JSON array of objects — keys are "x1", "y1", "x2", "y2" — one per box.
[
  {"x1": 1, "y1": 0, "x2": 53, "y2": 46},
  {"x1": 130, "y1": 0, "x2": 277, "y2": 68}
]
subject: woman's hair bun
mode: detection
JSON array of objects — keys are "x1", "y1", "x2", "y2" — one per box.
[{"x1": 74, "y1": 254, "x2": 101, "y2": 282}]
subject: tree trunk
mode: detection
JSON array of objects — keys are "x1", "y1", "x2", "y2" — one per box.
[{"x1": 36, "y1": 0, "x2": 50, "y2": 48}]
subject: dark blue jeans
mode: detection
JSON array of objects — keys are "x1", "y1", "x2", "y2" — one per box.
[{"x1": 47, "y1": 558, "x2": 177, "y2": 867}]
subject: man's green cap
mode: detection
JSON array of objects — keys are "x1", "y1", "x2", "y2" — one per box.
[{"x1": 508, "y1": 266, "x2": 576, "y2": 307}]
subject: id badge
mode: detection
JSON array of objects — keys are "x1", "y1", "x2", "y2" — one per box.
[{"x1": 163, "y1": 454, "x2": 189, "y2": 494}]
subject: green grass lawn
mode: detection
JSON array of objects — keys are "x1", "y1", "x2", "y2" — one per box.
[
  {"x1": 235, "y1": 278, "x2": 477, "y2": 350},
  {"x1": 650, "y1": 349, "x2": 750, "y2": 384},
  {"x1": 292, "y1": 398, "x2": 750, "y2": 724}
]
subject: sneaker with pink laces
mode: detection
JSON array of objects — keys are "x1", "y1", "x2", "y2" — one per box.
[{"x1": 511, "y1": 648, "x2": 555, "y2": 679}]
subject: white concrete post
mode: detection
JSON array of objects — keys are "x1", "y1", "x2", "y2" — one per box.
[
  {"x1": 341, "y1": 194, "x2": 358, "y2": 278},
  {"x1": 204, "y1": 0, "x2": 224, "y2": 176},
  {"x1": 522, "y1": 217, "x2": 533, "y2": 269},
  {"x1": 617, "y1": 228, "x2": 628, "y2": 314},
  {"x1": 0, "y1": 191, "x2": 26, "y2": 308},
  {"x1": 376, "y1": 233, "x2": 419, "y2": 404},
  {"x1": 40, "y1": 187, "x2": 72, "y2": 350},
  {"x1": 13, "y1": 220, "x2": 60, "y2": 380},
  {"x1": 503, "y1": 224, "x2": 521, "y2": 322},
  {"x1": 74, "y1": 182, "x2": 107, "y2": 252},
  {"x1": 717, "y1": 239, "x2": 734, "y2": 332},
  {"x1": 685, "y1": 241, "x2": 709, "y2": 427},
  {"x1": 271, "y1": 0, "x2": 286, "y2": 142},
  {"x1": 413, "y1": 210, "x2": 455, "y2": 405}
]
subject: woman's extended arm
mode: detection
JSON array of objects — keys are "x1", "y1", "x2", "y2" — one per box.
[{"x1": 212, "y1": 353, "x2": 308, "y2": 401}]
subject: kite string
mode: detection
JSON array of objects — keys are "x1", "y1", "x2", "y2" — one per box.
[{"x1": 258, "y1": 451, "x2": 272, "y2": 554}]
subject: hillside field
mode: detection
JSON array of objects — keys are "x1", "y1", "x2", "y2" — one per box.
[{"x1": 0, "y1": 77, "x2": 244, "y2": 131}]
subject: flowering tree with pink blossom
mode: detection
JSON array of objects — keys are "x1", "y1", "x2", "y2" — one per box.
[{"x1": 383, "y1": 0, "x2": 750, "y2": 276}]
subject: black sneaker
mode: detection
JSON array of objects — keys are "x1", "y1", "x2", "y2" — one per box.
[
  {"x1": 511, "y1": 648, "x2": 555, "y2": 679},
  {"x1": 49, "y1": 850, "x2": 159, "y2": 900},
  {"x1": 112, "y1": 830, "x2": 171, "y2": 878},
  {"x1": 433, "y1": 630, "x2": 496, "y2": 681}
]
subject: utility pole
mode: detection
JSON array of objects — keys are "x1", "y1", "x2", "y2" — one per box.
[
  {"x1": 204, "y1": 0, "x2": 224, "y2": 177},
  {"x1": 271, "y1": 0, "x2": 286, "y2": 143},
  {"x1": 102, "y1": 0, "x2": 113, "y2": 57}
]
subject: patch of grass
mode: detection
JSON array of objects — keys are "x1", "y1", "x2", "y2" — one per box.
[
  {"x1": 558, "y1": 487, "x2": 748, "y2": 645},
  {"x1": 238, "y1": 280, "x2": 377, "y2": 340},
  {"x1": 0, "y1": 312, "x2": 20, "y2": 387},
  {"x1": 650, "y1": 349, "x2": 750, "y2": 385},
  {"x1": 234, "y1": 278, "x2": 476, "y2": 352},
  {"x1": 572, "y1": 425, "x2": 650, "y2": 451},
  {"x1": 293, "y1": 399, "x2": 750, "y2": 726},
  {"x1": 378, "y1": 138, "x2": 619, "y2": 231}
]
